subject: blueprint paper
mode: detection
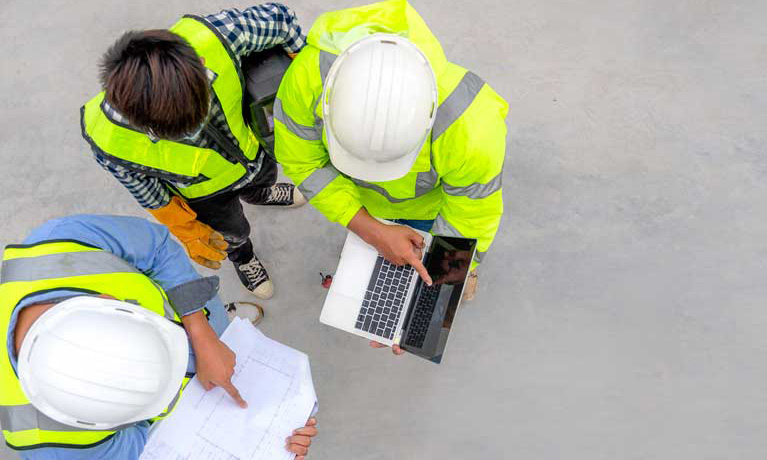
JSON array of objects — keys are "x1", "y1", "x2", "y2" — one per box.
[{"x1": 139, "y1": 318, "x2": 317, "y2": 460}]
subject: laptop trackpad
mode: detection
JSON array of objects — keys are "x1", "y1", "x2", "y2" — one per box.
[{"x1": 331, "y1": 232, "x2": 379, "y2": 300}]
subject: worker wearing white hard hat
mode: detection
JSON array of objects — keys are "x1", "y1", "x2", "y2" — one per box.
[
  {"x1": 0, "y1": 215, "x2": 318, "y2": 459},
  {"x1": 16, "y1": 296, "x2": 190, "y2": 431},
  {"x1": 323, "y1": 34, "x2": 438, "y2": 183},
  {"x1": 274, "y1": 0, "x2": 509, "y2": 355}
]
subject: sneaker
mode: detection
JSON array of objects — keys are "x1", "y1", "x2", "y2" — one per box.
[
  {"x1": 234, "y1": 255, "x2": 274, "y2": 299},
  {"x1": 225, "y1": 301, "x2": 264, "y2": 326},
  {"x1": 260, "y1": 183, "x2": 307, "y2": 207}
]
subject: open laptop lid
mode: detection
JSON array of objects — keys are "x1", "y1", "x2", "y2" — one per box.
[{"x1": 400, "y1": 235, "x2": 477, "y2": 363}]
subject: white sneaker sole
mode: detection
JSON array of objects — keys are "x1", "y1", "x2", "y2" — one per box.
[
  {"x1": 242, "y1": 278, "x2": 274, "y2": 300},
  {"x1": 291, "y1": 188, "x2": 307, "y2": 207}
]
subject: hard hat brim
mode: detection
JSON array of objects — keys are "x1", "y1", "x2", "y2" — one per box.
[{"x1": 326, "y1": 126, "x2": 422, "y2": 182}]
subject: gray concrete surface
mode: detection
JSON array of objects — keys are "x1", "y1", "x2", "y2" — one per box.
[{"x1": 1, "y1": 0, "x2": 766, "y2": 458}]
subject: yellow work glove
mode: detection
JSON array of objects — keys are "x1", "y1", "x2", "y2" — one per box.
[{"x1": 148, "y1": 196, "x2": 229, "y2": 269}]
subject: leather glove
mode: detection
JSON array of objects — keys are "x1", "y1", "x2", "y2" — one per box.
[{"x1": 148, "y1": 196, "x2": 229, "y2": 269}]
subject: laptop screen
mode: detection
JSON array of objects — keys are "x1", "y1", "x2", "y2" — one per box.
[{"x1": 400, "y1": 235, "x2": 477, "y2": 363}]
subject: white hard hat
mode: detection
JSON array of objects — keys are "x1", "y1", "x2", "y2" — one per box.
[
  {"x1": 323, "y1": 34, "x2": 438, "y2": 182},
  {"x1": 17, "y1": 296, "x2": 189, "y2": 430}
]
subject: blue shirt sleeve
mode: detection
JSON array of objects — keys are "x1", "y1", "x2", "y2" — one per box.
[{"x1": 23, "y1": 214, "x2": 202, "y2": 305}]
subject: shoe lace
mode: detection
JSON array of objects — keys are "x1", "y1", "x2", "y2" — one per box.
[
  {"x1": 266, "y1": 184, "x2": 292, "y2": 204},
  {"x1": 239, "y1": 259, "x2": 268, "y2": 286}
]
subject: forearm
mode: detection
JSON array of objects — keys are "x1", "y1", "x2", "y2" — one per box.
[
  {"x1": 274, "y1": 128, "x2": 363, "y2": 225},
  {"x1": 284, "y1": 161, "x2": 363, "y2": 225},
  {"x1": 206, "y1": 3, "x2": 306, "y2": 59},
  {"x1": 181, "y1": 310, "x2": 219, "y2": 352},
  {"x1": 303, "y1": 176, "x2": 363, "y2": 226},
  {"x1": 347, "y1": 208, "x2": 385, "y2": 246}
]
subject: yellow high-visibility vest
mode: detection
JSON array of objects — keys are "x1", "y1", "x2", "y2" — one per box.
[
  {"x1": 81, "y1": 16, "x2": 261, "y2": 200},
  {"x1": 0, "y1": 240, "x2": 186, "y2": 450},
  {"x1": 274, "y1": 0, "x2": 509, "y2": 267}
]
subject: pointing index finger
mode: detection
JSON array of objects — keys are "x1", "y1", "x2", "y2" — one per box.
[
  {"x1": 222, "y1": 380, "x2": 248, "y2": 408},
  {"x1": 408, "y1": 255, "x2": 432, "y2": 286}
]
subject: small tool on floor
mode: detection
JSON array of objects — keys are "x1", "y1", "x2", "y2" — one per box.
[{"x1": 319, "y1": 272, "x2": 333, "y2": 289}]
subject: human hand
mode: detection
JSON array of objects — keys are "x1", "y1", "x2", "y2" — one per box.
[
  {"x1": 286, "y1": 417, "x2": 318, "y2": 459},
  {"x1": 369, "y1": 340, "x2": 405, "y2": 356},
  {"x1": 371, "y1": 224, "x2": 432, "y2": 285},
  {"x1": 194, "y1": 337, "x2": 247, "y2": 408}
]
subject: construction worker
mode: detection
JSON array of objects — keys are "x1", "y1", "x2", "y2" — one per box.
[
  {"x1": 0, "y1": 215, "x2": 318, "y2": 459},
  {"x1": 81, "y1": 4, "x2": 308, "y2": 299},
  {"x1": 274, "y1": 0, "x2": 509, "y2": 354}
]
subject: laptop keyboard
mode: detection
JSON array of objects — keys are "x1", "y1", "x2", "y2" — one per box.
[
  {"x1": 355, "y1": 256, "x2": 413, "y2": 340},
  {"x1": 404, "y1": 284, "x2": 441, "y2": 348}
]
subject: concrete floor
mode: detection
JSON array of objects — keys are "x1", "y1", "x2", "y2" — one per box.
[{"x1": 1, "y1": 0, "x2": 766, "y2": 458}]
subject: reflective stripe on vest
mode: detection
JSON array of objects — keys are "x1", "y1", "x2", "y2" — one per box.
[
  {"x1": 1, "y1": 405, "x2": 96, "y2": 432},
  {"x1": 432, "y1": 71, "x2": 501, "y2": 201},
  {"x1": 0, "y1": 240, "x2": 184, "y2": 450},
  {"x1": 1, "y1": 250, "x2": 176, "y2": 321},
  {"x1": 319, "y1": 50, "x2": 336, "y2": 85},
  {"x1": 431, "y1": 71, "x2": 485, "y2": 141},
  {"x1": 442, "y1": 170, "x2": 503, "y2": 199},
  {"x1": 0, "y1": 404, "x2": 136, "y2": 433},
  {"x1": 272, "y1": 49, "x2": 338, "y2": 144},
  {"x1": 273, "y1": 98, "x2": 321, "y2": 142},
  {"x1": 297, "y1": 163, "x2": 341, "y2": 200},
  {"x1": 80, "y1": 16, "x2": 261, "y2": 200}
]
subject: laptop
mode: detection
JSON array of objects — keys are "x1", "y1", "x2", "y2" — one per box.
[{"x1": 320, "y1": 222, "x2": 477, "y2": 364}]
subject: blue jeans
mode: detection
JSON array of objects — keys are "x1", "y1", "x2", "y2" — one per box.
[{"x1": 393, "y1": 219, "x2": 435, "y2": 232}]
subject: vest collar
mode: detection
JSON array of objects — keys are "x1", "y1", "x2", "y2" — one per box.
[{"x1": 100, "y1": 68, "x2": 219, "y2": 142}]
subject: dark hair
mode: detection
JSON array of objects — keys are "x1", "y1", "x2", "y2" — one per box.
[{"x1": 100, "y1": 29, "x2": 210, "y2": 139}]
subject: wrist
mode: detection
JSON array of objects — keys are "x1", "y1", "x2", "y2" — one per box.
[
  {"x1": 348, "y1": 208, "x2": 385, "y2": 247},
  {"x1": 181, "y1": 311, "x2": 217, "y2": 348},
  {"x1": 361, "y1": 221, "x2": 385, "y2": 248},
  {"x1": 148, "y1": 196, "x2": 197, "y2": 228}
]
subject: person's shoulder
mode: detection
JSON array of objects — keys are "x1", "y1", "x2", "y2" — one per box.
[
  {"x1": 432, "y1": 65, "x2": 508, "y2": 177},
  {"x1": 21, "y1": 215, "x2": 158, "y2": 244},
  {"x1": 290, "y1": 45, "x2": 322, "y2": 74},
  {"x1": 280, "y1": 46, "x2": 323, "y2": 100},
  {"x1": 55, "y1": 214, "x2": 152, "y2": 228}
]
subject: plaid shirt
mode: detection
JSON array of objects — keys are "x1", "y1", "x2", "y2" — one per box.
[{"x1": 91, "y1": 3, "x2": 306, "y2": 209}]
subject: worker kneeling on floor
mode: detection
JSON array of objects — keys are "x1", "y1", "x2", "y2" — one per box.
[
  {"x1": 0, "y1": 215, "x2": 317, "y2": 459},
  {"x1": 275, "y1": 0, "x2": 510, "y2": 355}
]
